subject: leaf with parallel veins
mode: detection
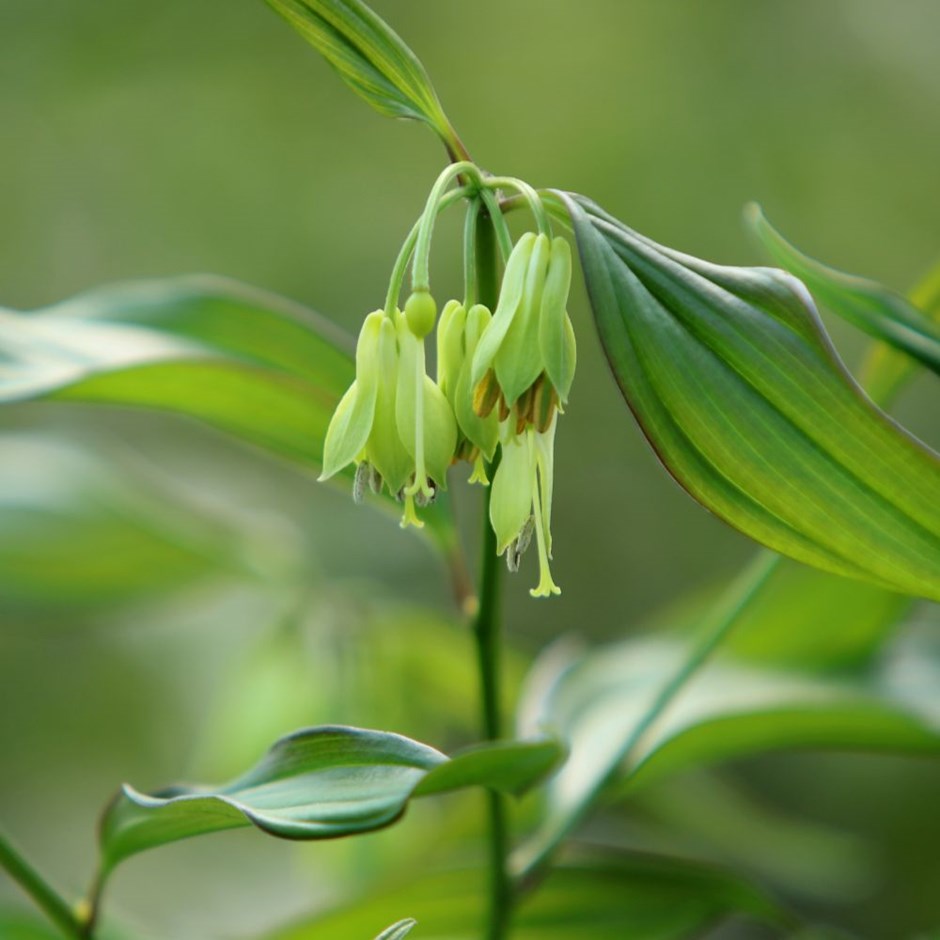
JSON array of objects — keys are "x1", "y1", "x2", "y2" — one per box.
[{"x1": 556, "y1": 192, "x2": 940, "y2": 601}]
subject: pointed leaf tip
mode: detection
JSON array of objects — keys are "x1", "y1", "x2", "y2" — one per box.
[
  {"x1": 745, "y1": 203, "x2": 940, "y2": 378},
  {"x1": 264, "y1": 0, "x2": 463, "y2": 155},
  {"x1": 374, "y1": 919, "x2": 417, "y2": 940},
  {"x1": 96, "y1": 726, "x2": 560, "y2": 886},
  {"x1": 560, "y1": 190, "x2": 940, "y2": 602}
]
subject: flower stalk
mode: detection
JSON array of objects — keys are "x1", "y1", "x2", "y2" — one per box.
[
  {"x1": 0, "y1": 828, "x2": 85, "y2": 939},
  {"x1": 472, "y1": 206, "x2": 512, "y2": 940}
]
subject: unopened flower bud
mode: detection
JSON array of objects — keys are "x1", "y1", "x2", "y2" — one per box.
[
  {"x1": 404, "y1": 289, "x2": 437, "y2": 339},
  {"x1": 538, "y1": 237, "x2": 577, "y2": 405},
  {"x1": 470, "y1": 233, "x2": 575, "y2": 444},
  {"x1": 436, "y1": 300, "x2": 466, "y2": 400},
  {"x1": 395, "y1": 309, "x2": 457, "y2": 524}
]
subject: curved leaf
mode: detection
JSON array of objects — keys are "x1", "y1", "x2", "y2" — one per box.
[
  {"x1": 746, "y1": 204, "x2": 940, "y2": 377},
  {"x1": 263, "y1": 0, "x2": 462, "y2": 155},
  {"x1": 0, "y1": 276, "x2": 455, "y2": 546},
  {"x1": 415, "y1": 738, "x2": 562, "y2": 798},
  {"x1": 374, "y1": 920, "x2": 416, "y2": 940},
  {"x1": 267, "y1": 855, "x2": 782, "y2": 939},
  {"x1": 517, "y1": 630, "x2": 940, "y2": 871},
  {"x1": 558, "y1": 192, "x2": 940, "y2": 601},
  {"x1": 98, "y1": 726, "x2": 561, "y2": 879},
  {"x1": 859, "y1": 257, "x2": 940, "y2": 403}
]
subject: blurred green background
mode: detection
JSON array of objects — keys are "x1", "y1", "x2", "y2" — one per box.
[{"x1": 1, "y1": 1, "x2": 939, "y2": 937}]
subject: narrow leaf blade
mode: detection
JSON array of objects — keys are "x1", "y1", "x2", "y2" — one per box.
[
  {"x1": 745, "y1": 204, "x2": 940, "y2": 376},
  {"x1": 0, "y1": 276, "x2": 456, "y2": 546},
  {"x1": 264, "y1": 0, "x2": 461, "y2": 153}
]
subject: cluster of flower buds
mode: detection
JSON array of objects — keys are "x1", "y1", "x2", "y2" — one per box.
[{"x1": 320, "y1": 228, "x2": 575, "y2": 598}]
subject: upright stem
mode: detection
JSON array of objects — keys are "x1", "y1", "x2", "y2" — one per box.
[
  {"x1": 0, "y1": 828, "x2": 84, "y2": 938},
  {"x1": 472, "y1": 206, "x2": 511, "y2": 940}
]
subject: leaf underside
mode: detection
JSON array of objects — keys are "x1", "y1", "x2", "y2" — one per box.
[{"x1": 98, "y1": 725, "x2": 561, "y2": 878}]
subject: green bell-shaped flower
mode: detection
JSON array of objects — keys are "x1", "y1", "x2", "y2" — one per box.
[
  {"x1": 319, "y1": 310, "x2": 385, "y2": 484},
  {"x1": 319, "y1": 307, "x2": 457, "y2": 530},
  {"x1": 471, "y1": 233, "x2": 576, "y2": 439},
  {"x1": 489, "y1": 416, "x2": 560, "y2": 598},
  {"x1": 395, "y1": 307, "x2": 457, "y2": 527},
  {"x1": 437, "y1": 299, "x2": 499, "y2": 483},
  {"x1": 365, "y1": 314, "x2": 414, "y2": 498}
]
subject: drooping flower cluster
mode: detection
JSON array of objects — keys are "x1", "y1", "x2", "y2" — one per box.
[{"x1": 319, "y1": 228, "x2": 575, "y2": 598}]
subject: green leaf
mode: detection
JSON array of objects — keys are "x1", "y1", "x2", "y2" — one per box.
[
  {"x1": 745, "y1": 204, "x2": 940, "y2": 377},
  {"x1": 517, "y1": 630, "x2": 940, "y2": 871},
  {"x1": 414, "y1": 738, "x2": 562, "y2": 798},
  {"x1": 1, "y1": 275, "x2": 350, "y2": 457},
  {"x1": 557, "y1": 192, "x2": 940, "y2": 601},
  {"x1": 98, "y1": 725, "x2": 561, "y2": 879},
  {"x1": 374, "y1": 919, "x2": 416, "y2": 940},
  {"x1": 0, "y1": 276, "x2": 456, "y2": 547},
  {"x1": 859, "y1": 257, "x2": 940, "y2": 403},
  {"x1": 267, "y1": 855, "x2": 782, "y2": 939},
  {"x1": 263, "y1": 0, "x2": 463, "y2": 155}
]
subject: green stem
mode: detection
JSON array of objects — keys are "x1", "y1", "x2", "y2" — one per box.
[
  {"x1": 472, "y1": 206, "x2": 511, "y2": 940},
  {"x1": 484, "y1": 177, "x2": 551, "y2": 236},
  {"x1": 515, "y1": 551, "x2": 779, "y2": 886},
  {"x1": 385, "y1": 186, "x2": 473, "y2": 316},
  {"x1": 478, "y1": 188, "x2": 514, "y2": 261},
  {"x1": 463, "y1": 198, "x2": 480, "y2": 308},
  {"x1": 412, "y1": 162, "x2": 482, "y2": 292},
  {"x1": 0, "y1": 828, "x2": 85, "y2": 938}
]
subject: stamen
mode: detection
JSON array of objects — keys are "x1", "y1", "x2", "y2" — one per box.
[
  {"x1": 472, "y1": 369, "x2": 500, "y2": 418},
  {"x1": 368, "y1": 464, "x2": 384, "y2": 495},
  {"x1": 353, "y1": 462, "x2": 370, "y2": 504},
  {"x1": 516, "y1": 514, "x2": 535, "y2": 555},
  {"x1": 414, "y1": 479, "x2": 438, "y2": 508}
]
